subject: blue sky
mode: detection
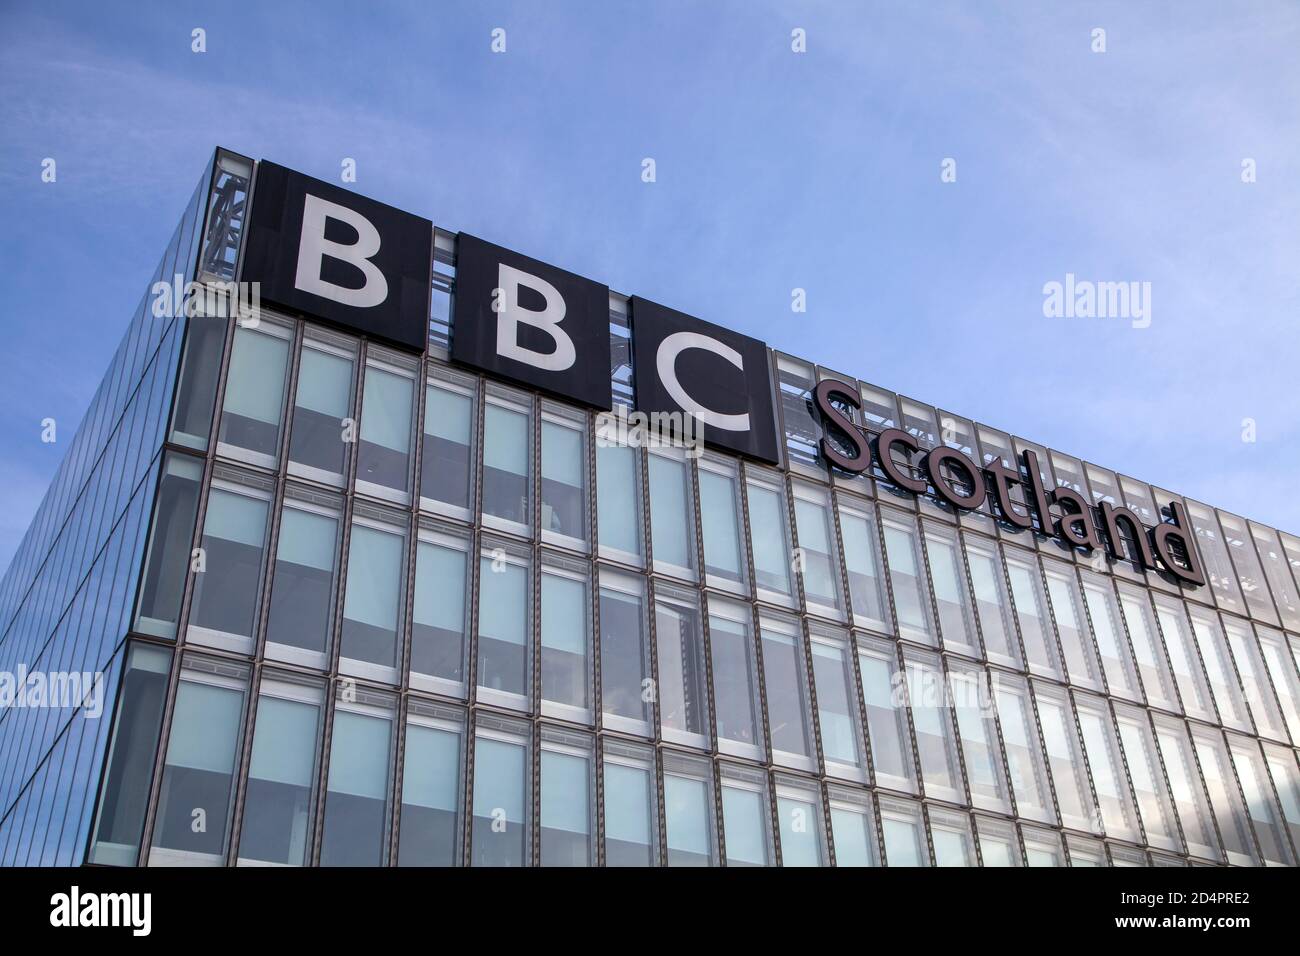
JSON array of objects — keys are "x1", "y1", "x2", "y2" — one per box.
[{"x1": 1, "y1": 0, "x2": 1298, "y2": 573}]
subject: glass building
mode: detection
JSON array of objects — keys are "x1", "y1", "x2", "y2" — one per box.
[{"x1": 2, "y1": 146, "x2": 1299, "y2": 867}]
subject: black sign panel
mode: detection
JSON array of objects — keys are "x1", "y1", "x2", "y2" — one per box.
[
  {"x1": 242, "y1": 161, "x2": 432, "y2": 351},
  {"x1": 451, "y1": 234, "x2": 611, "y2": 409},
  {"x1": 631, "y1": 297, "x2": 779, "y2": 463}
]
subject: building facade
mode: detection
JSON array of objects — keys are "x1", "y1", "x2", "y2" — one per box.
[{"x1": 1, "y1": 147, "x2": 1299, "y2": 867}]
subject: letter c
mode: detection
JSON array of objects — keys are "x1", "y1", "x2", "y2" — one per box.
[{"x1": 656, "y1": 331, "x2": 749, "y2": 431}]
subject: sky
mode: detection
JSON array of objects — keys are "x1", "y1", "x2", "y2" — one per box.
[{"x1": 1, "y1": 0, "x2": 1298, "y2": 574}]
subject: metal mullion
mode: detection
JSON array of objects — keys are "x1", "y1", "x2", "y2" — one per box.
[
  {"x1": 1214, "y1": 608, "x2": 1260, "y2": 739},
  {"x1": 1101, "y1": 695, "x2": 1150, "y2": 850},
  {"x1": 935, "y1": 651, "x2": 975, "y2": 810},
  {"x1": 1060, "y1": 685, "x2": 1106, "y2": 838},
  {"x1": 1143, "y1": 707, "x2": 1194, "y2": 860},
  {"x1": 1070, "y1": 563, "x2": 1113, "y2": 698}
]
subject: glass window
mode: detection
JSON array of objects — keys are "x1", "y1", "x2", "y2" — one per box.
[
  {"x1": 1223, "y1": 618, "x2": 1287, "y2": 742},
  {"x1": 188, "y1": 482, "x2": 270, "y2": 651},
  {"x1": 922, "y1": 525, "x2": 977, "y2": 656},
  {"x1": 1081, "y1": 572, "x2": 1142, "y2": 701},
  {"x1": 410, "y1": 531, "x2": 469, "y2": 695},
  {"x1": 356, "y1": 359, "x2": 415, "y2": 503},
  {"x1": 720, "y1": 766, "x2": 773, "y2": 867},
  {"x1": 540, "y1": 565, "x2": 590, "y2": 720},
  {"x1": 600, "y1": 574, "x2": 651, "y2": 734},
  {"x1": 397, "y1": 704, "x2": 463, "y2": 867},
  {"x1": 265, "y1": 499, "x2": 339, "y2": 664},
  {"x1": 482, "y1": 398, "x2": 531, "y2": 528},
  {"x1": 1184, "y1": 501, "x2": 1246, "y2": 614},
  {"x1": 655, "y1": 591, "x2": 708, "y2": 749},
  {"x1": 793, "y1": 486, "x2": 842, "y2": 614},
  {"x1": 1257, "y1": 626, "x2": 1300, "y2": 743},
  {"x1": 1065, "y1": 834, "x2": 1106, "y2": 866},
  {"x1": 237, "y1": 675, "x2": 323, "y2": 866},
  {"x1": 1033, "y1": 683, "x2": 1096, "y2": 832},
  {"x1": 169, "y1": 312, "x2": 226, "y2": 452},
  {"x1": 648, "y1": 450, "x2": 695, "y2": 576},
  {"x1": 1191, "y1": 726, "x2": 1260, "y2": 866},
  {"x1": 976, "y1": 818, "x2": 1020, "y2": 867},
  {"x1": 663, "y1": 753, "x2": 717, "y2": 866},
  {"x1": 217, "y1": 320, "x2": 291, "y2": 467},
  {"x1": 903, "y1": 651, "x2": 963, "y2": 803},
  {"x1": 929, "y1": 808, "x2": 975, "y2": 866},
  {"x1": 88, "y1": 644, "x2": 171, "y2": 866},
  {"x1": 857, "y1": 636, "x2": 916, "y2": 794},
  {"x1": 1117, "y1": 585, "x2": 1179, "y2": 711},
  {"x1": 1187, "y1": 607, "x2": 1250, "y2": 731},
  {"x1": 149, "y1": 657, "x2": 248, "y2": 865},
  {"x1": 340, "y1": 517, "x2": 406, "y2": 676},
  {"x1": 828, "y1": 788, "x2": 879, "y2": 866},
  {"x1": 708, "y1": 602, "x2": 764, "y2": 760},
  {"x1": 882, "y1": 511, "x2": 934, "y2": 644},
  {"x1": 471, "y1": 716, "x2": 530, "y2": 866},
  {"x1": 541, "y1": 415, "x2": 587, "y2": 544},
  {"x1": 761, "y1": 617, "x2": 816, "y2": 769},
  {"x1": 596, "y1": 441, "x2": 641, "y2": 561},
  {"x1": 1043, "y1": 563, "x2": 1103, "y2": 689},
  {"x1": 288, "y1": 337, "x2": 355, "y2": 484},
  {"x1": 839, "y1": 503, "x2": 890, "y2": 631},
  {"x1": 699, "y1": 461, "x2": 745, "y2": 589},
  {"x1": 476, "y1": 547, "x2": 530, "y2": 708},
  {"x1": 319, "y1": 690, "x2": 394, "y2": 866},
  {"x1": 949, "y1": 664, "x2": 1011, "y2": 814},
  {"x1": 1006, "y1": 550, "x2": 1062, "y2": 678},
  {"x1": 776, "y1": 776, "x2": 826, "y2": 866},
  {"x1": 964, "y1": 535, "x2": 1020, "y2": 667},
  {"x1": 879, "y1": 797, "x2": 927, "y2": 866},
  {"x1": 1251, "y1": 523, "x2": 1300, "y2": 630},
  {"x1": 1113, "y1": 703, "x2": 1179, "y2": 852},
  {"x1": 811, "y1": 630, "x2": 864, "y2": 779},
  {"x1": 540, "y1": 730, "x2": 594, "y2": 867},
  {"x1": 134, "y1": 453, "x2": 203, "y2": 639},
  {"x1": 420, "y1": 379, "x2": 474, "y2": 515},
  {"x1": 1075, "y1": 695, "x2": 1141, "y2": 842},
  {"x1": 603, "y1": 741, "x2": 658, "y2": 866},
  {"x1": 993, "y1": 676, "x2": 1054, "y2": 824},
  {"x1": 1023, "y1": 827, "x2": 1064, "y2": 867},
  {"x1": 1263, "y1": 741, "x2": 1300, "y2": 854},
  {"x1": 1153, "y1": 715, "x2": 1222, "y2": 861},
  {"x1": 1217, "y1": 512, "x2": 1278, "y2": 624},
  {"x1": 1153, "y1": 596, "x2": 1215, "y2": 721},
  {"x1": 748, "y1": 477, "x2": 792, "y2": 599},
  {"x1": 1227, "y1": 734, "x2": 1294, "y2": 866}
]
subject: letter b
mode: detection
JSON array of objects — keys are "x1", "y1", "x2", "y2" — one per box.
[
  {"x1": 295, "y1": 194, "x2": 389, "y2": 308},
  {"x1": 495, "y1": 263, "x2": 576, "y2": 371}
]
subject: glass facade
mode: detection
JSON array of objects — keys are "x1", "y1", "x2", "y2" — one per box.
[{"x1": 3, "y1": 148, "x2": 1300, "y2": 868}]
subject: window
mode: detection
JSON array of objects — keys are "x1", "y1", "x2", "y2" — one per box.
[
  {"x1": 603, "y1": 741, "x2": 658, "y2": 866},
  {"x1": 663, "y1": 753, "x2": 717, "y2": 866},
  {"x1": 1153, "y1": 596, "x2": 1215, "y2": 721},
  {"x1": 1034, "y1": 683, "x2": 1096, "y2": 832},
  {"x1": 1081, "y1": 572, "x2": 1142, "y2": 701},
  {"x1": 857, "y1": 636, "x2": 916, "y2": 794},
  {"x1": 340, "y1": 512, "x2": 407, "y2": 680},
  {"x1": 1006, "y1": 549, "x2": 1062, "y2": 678},
  {"x1": 839, "y1": 502, "x2": 890, "y2": 632},
  {"x1": 599, "y1": 573, "x2": 651, "y2": 735},
  {"x1": 134, "y1": 453, "x2": 202, "y2": 639},
  {"x1": 1257, "y1": 626, "x2": 1300, "y2": 743},
  {"x1": 1075, "y1": 695, "x2": 1141, "y2": 842},
  {"x1": 540, "y1": 562, "x2": 591, "y2": 722},
  {"x1": 1117, "y1": 585, "x2": 1179, "y2": 711},
  {"x1": 1187, "y1": 607, "x2": 1250, "y2": 731},
  {"x1": 482, "y1": 396, "x2": 532, "y2": 530},
  {"x1": 963, "y1": 535, "x2": 1020, "y2": 667},
  {"x1": 237, "y1": 674, "x2": 323, "y2": 866},
  {"x1": 264, "y1": 495, "x2": 340, "y2": 667},
  {"x1": 1217, "y1": 511, "x2": 1277, "y2": 624},
  {"x1": 420, "y1": 376, "x2": 474, "y2": 517},
  {"x1": 1227, "y1": 734, "x2": 1294, "y2": 865},
  {"x1": 187, "y1": 478, "x2": 271, "y2": 653},
  {"x1": 903, "y1": 651, "x2": 963, "y2": 803},
  {"x1": 595, "y1": 440, "x2": 641, "y2": 562},
  {"x1": 471, "y1": 715, "x2": 530, "y2": 866},
  {"x1": 747, "y1": 475, "x2": 793, "y2": 601},
  {"x1": 708, "y1": 600, "x2": 763, "y2": 760},
  {"x1": 397, "y1": 702, "x2": 463, "y2": 867},
  {"x1": 929, "y1": 808, "x2": 975, "y2": 866},
  {"x1": 1043, "y1": 562, "x2": 1103, "y2": 689},
  {"x1": 1153, "y1": 715, "x2": 1222, "y2": 861},
  {"x1": 655, "y1": 589, "x2": 709, "y2": 749},
  {"x1": 793, "y1": 485, "x2": 842, "y2": 615},
  {"x1": 88, "y1": 644, "x2": 171, "y2": 866},
  {"x1": 1222, "y1": 617, "x2": 1287, "y2": 742},
  {"x1": 776, "y1": 776, "x2": 826, "y2": 866},
  {"x1": 881, "y1": 511, "x2": 934, "y2": 644},
  {"x1": 720, "y1": 765, "x2": 773, "y2": 867},
  {"x1": 879, "y1": 797, "x2": 928, "y2": 866},
  {"x1": 992, "y1": 676, "x2": 1054, "y2": 824},
  {"x1": 1022, "y1": 827, "x2": 1064, "y2": 867},
  {"x1": 169, "y1": 311, "x2": 226, "y2": 452},
  {"x1": 976, "y1": 818, "x2": 1020, "y2": 867},
  {"x1": 1113, "y1": 703, "x2": 1179, "y2": 852},
  {"x1": 410, "y1": 527, "x2": 470, "y2": 696},
  {"x1": 540, "y1": 729, "x2": 594, "y2": 866},
  {"x1": 217, "y1": 317, "x2": 291, "y2": 468},
  {"x1": 540, "y1": 411, "x2": 587, "y2": 546},
  {"x1": 923, "y1": 524, "x2": 978, "y2": 656},
  {"x1": 949, "y1": 664, "x2": 1011, "y2": 814},
  {"x1": 648, "y1": 449, "x2": 695, "y2": 578},
  {"x1": 149, "y1": 656, "x2": 248, "y2": 866},
  {"x1": 811, "y1": 629, "x2": 864, "y2": 780},
  {"x1": 1191, "y1": 725, "x2": 1259, "y2": 866},
  {"x1": 356, "y1": 356, "x2": 416, "y2": 504},
  {"x1": 699, "y1": 459, "x2": 746, "y2": 591},
  {"x1": 1251, "y1": 523, "x2": 1300, "y2": 630},
  {"x1": 319, "y1": 688, "x2": 394, "y2": 866},
  {"x1": 476, "y1": 544, "x2": 530, "y2": 709},
  {"x1": 828, "y1": 788, "x2": 879, "y2": 866},
  {"x1": 761, "y1": 617, "x2": 816, "y2": 769},
  {"x1": 1263, "y1": 742, "x2": 1300, "y2": 854},
  {"x1": 1184, "y1": 501, "x2": 1245, "y2": 614},
  {"x1": 287, "y1": 333, "x2": 355, "y2": 485}
]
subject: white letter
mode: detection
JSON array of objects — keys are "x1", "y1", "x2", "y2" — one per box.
[
  {"x1": 494, "y1": 263, "x2": 575, "y2": 371},
  {"x1": 294, "y1": 194, "x2": 388, "y2": 308},
  {"x1": 656, "y1": 332, "x2": 750, "y2": 431}
]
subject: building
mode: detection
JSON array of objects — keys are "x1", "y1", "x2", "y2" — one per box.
[{"x1": 1, "y1": 146, "x2": 1298, "y2": 868}]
